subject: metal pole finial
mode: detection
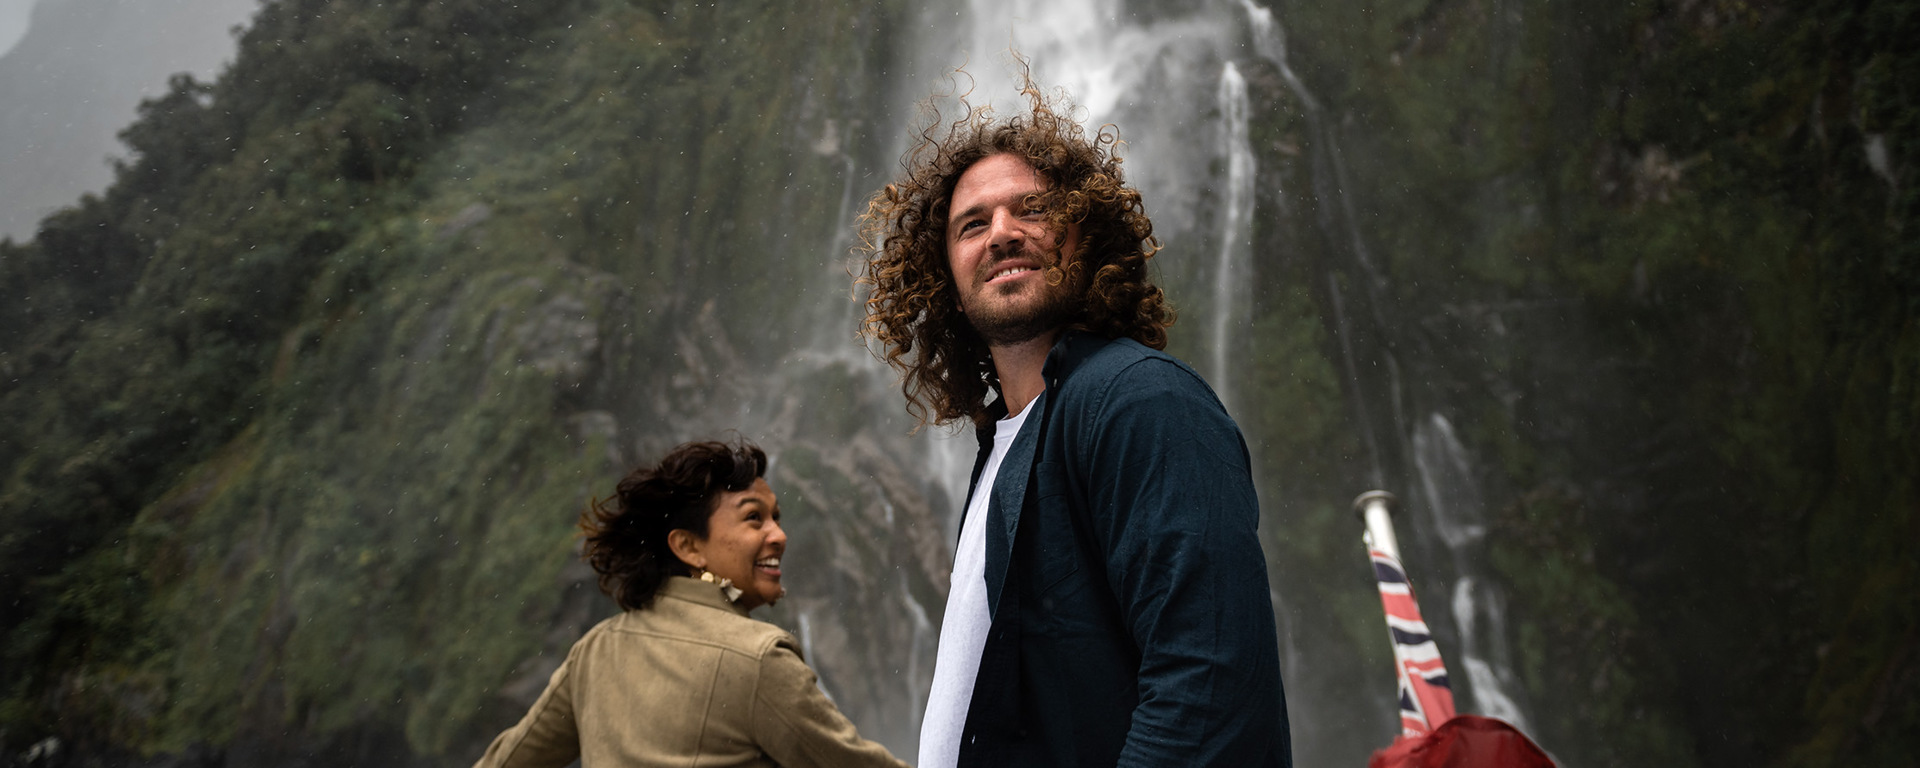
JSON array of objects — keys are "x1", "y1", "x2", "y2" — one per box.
[
  {"x1": 1352, "y1": 490, "x2": 1398, "y2": 521},
  {"x1": 1353, "y1": 489, "x2": 1403, "y2": 562}
]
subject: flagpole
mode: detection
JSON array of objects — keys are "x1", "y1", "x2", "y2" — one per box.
[
  {"x1": 1354, "y1": 489, "x2": 1457, "y2": 739},
  {"x1": 1354, "y1": 490, "x2": 1401, "y2": 561},
  {"x1": 1355, "y1": 489, "x2": 1559, "y2": 768}
]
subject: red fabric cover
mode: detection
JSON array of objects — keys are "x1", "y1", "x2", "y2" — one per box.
[{"x1": 1367, "y1": 715, "x2": 1555, "y2": 768}]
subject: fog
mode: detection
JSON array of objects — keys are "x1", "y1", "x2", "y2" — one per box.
[
  {"x1": 0, "y1": 0, "x2": 255, "y2": 241},
  {"x1": 0, "y1": 0, "x2": 31, "y2": 57}
]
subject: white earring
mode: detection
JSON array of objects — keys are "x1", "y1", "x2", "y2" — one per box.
[{"x1": 699, "y1": 569, "x2": 744, "y2": 603}]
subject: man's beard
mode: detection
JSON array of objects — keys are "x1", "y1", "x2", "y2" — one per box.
[{"x1": 961, "y1": 251, "x2": 1079, "y2": 346}]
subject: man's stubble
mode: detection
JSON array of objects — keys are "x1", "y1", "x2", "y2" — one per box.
[{"x1": 958, "y1": 243, "x2": 1082, "y2": 346}]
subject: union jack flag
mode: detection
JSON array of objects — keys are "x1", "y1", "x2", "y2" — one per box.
[{"x1": 1371, "y1": 547, "x2": 1456, "y2": 738}]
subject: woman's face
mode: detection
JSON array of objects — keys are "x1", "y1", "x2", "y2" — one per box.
[{"x1": 683, "y1": 477, "x2": 786, "y2": 610}]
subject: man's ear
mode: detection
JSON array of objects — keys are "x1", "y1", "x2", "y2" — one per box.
[{"x1": 666, "y1": 529, "x2": 705, "y2": 571}]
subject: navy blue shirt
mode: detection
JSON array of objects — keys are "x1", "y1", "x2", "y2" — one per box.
[{"x1": 955, "y1": 332, "x2": 1292, "y2": 768}]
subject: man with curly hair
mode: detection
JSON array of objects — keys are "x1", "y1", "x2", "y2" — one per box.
[{"x1": 857, "y1": 80, "x2": 1292, "y2": 768}]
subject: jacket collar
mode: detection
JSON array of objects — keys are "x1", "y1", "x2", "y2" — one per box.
[
  {"x1": 656, "y1": 574, "x2": 754, "y2": 618},
  {"x1": 973, "y1": 330, "x2": 1103, "y2": 447},
  {"x1": 972, "y1": 330, "x2": 1110, "y2": 620},
  {"x1": 1040, "y1": 329, "x2": 1106, "y2": 391}
]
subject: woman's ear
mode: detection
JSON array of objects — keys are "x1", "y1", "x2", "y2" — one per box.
[{"x1": 666, "y1": 528, "x2": 705, "y2": 571}]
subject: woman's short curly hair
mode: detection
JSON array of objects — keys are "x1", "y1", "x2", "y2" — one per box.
[
  {"x1": 578, "y1": 439, "x2": 768, "y2": 611},
  {"x1": 856, "y1": 76, "x2": 1174, "y2": 429}
]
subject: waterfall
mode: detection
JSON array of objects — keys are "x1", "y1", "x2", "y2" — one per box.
[
  {"x1": 737, "y1": 71, "x2": 973, "y2": 757},
  {"x1": 1452, "y1": 579, "x2": 1528, "y2": 727},
  {"x1": 962, "y1": 0, "x2": 1129, "y2": 120},
  {"x1": 859, "y1": 0, "x2": 1546, "y2": 759},
  {"x1": 1237, "y1": 0, "x2": 1398, "y2": 488},
  {"x1": 1209, "y1": 62, "x2": 1255, "y2": 408},
  {"x1": 1240, "y1": 0, "x2": 1539, "y2": 744},
  {"x1": 1414, "y1": 413, "x2": 1531, "y2": 731},
  {"x1": 900, "y1": 571, "x2": 938, "y2": 719},
  {"x1": 949, "y1": 0, "x2": 1230, "y2": 239},
  {"x1": 1237, "y1": 0, "x2": 1318, "y2": 114},
  {"x1": 1413, "y1": 414, "x2": 1488, "y2": 551},
  {"x1": 918, "y1": 1, "x2": 1377, "y2": 760},
  {"x1": 797, "y1": 610, "x2": 827, "y2": 701}
]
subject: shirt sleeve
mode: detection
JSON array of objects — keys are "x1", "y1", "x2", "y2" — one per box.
[
  {"x1": 1084, "y1": 359, "x2": 1287, "y2": 767},
  {"x1": 471, "y1": 654, "x2": 582, "y2": 768},
  {"x1": 749, "y1": 638, "x2": 912, "y2": 768}
]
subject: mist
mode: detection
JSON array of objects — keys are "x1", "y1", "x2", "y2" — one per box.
[{"x1": 0, "y1": 0, "x2": 255, "y2": 241}]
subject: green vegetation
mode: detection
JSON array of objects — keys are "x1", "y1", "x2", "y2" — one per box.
[{"x1": 0, "y1": 0, "x2": 909, "y2": 762}]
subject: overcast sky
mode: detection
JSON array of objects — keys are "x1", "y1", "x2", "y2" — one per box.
[
  {"x1": 0, "y1": 0, "x2": 31, "y2": 58},
  {"x1": 0, "y1": 0, "x2": 256, "y2": 241}
]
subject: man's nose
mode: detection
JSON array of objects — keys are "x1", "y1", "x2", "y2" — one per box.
[{"x1": 987, "y1": 208, "x2": 1024, "y2": 251}]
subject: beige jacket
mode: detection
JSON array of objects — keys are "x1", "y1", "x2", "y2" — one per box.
[{"x1": 474, "y1": 576, "x2": 909, "y2": 768}]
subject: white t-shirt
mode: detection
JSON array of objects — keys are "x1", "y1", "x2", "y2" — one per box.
[{"x1": 917, "y1": 402, "x2": 1032, "y2": 768}]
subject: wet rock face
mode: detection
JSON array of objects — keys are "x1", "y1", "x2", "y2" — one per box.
[
  {"x1": 511, "y1": 293, "x2": 600, "y2": 386},
  {"x1": 469, "y1": 265, "x2": 629, "y2": 400},
  {"x1": 760, "y1": 434, "x2": 950, "y2": 751}
]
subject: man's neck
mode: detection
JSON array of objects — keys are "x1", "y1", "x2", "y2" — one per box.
[{"x1": 988, "y1": 330, "x2": 1060, "y2": 419}]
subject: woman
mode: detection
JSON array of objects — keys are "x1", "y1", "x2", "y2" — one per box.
[{"x1": 474, "y1": 439, "x2": 909, "y2": 768}]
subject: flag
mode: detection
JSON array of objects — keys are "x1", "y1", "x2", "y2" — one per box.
[
  {"x1": 1358, "y1": 490, "x2": 1555, "y2": 768},
  {"x1": 1367, "y1": 714, "x2": 1556, "y2": 768},
  {"x1": 1370, "y1": 546, "x2": 1457, "y2": 738}
]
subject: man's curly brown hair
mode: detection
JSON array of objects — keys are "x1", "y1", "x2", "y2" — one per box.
[{"x1": 856, "y1": 77, "x2": 1174, "y2": 429}]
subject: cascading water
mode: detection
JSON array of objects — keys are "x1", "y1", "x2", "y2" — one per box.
[
  {"x1": 1238, "y1": 0, "x2": 1542, "y2": 749},
  {"x1": 891, "y1": 1, "x2": 1406, "y2": 761},
  {"x1": 1209, "y1": 61, "x2": 1255, "y2": 409},
  {"x1": 1237, "y1": 0, "x2": 1401, "y2": 489},
  {"x1": 945, "y1": 0, "x2": 1230, "y2": 257},
  {"x1": 1414, "y1": 413, "x2": 1530, "y2": 731},
  {"x1": 780, "y1": 0, "x2": 1551, "y2": 761},
  {"x1": 723, "y1": 79, "x2": 972, "y2": 756},
  {"x1": 1236, "y1": 3, "x2": 1426, "y2": 744}
]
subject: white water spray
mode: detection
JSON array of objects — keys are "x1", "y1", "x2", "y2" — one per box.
[
  {"x1": 900, "y1": 572, "x2": 938, "y2": 719},
  {"x1": 1209, "y1": 62, "x2": 1255, "y2": 408},
  {"x1": 1414, "y1": 413, "x2": 1530, "y2": 732}
]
